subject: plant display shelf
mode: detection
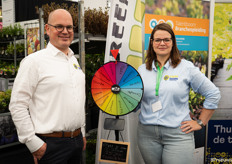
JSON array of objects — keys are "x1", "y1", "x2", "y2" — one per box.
[{"x1": 0, "y1": 36, "x2": 25, "y2": 69}]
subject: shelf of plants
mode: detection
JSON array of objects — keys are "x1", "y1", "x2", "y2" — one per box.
[{"x1": 0, "y1": 24, "x2": 25, "y2": 148}]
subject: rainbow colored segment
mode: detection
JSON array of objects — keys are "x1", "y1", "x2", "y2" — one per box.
[
  {"x1": 103, "y1": 62, "x2": 116, "y2": 85},
  {"x1": 91, "y1": 61, "x2": 143, "y2": 116}
]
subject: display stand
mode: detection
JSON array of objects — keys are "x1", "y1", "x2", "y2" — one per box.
[
  {"x1": 0, "y1": 36, "x2": 24, "y2": 91},
  {"x1": 91, "y1": 49, "x2": 144, "y2": 163}
]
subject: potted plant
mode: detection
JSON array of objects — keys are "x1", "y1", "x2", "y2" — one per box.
[
  {"x1": 16, "y1": 43, "x2": 25, "y2": 57},
  {"x1": 13, "y1": 24, "x2": 24, "y2": 39},
  {"x1": 1, "y1": 26, "x2": 10, "y2": 40},
  {"x1": 5, "y1": 67, "x2": 14, "y2": 78},
  {"x1": 5, "y1": 44, "x2": 15, "y2": 58},
  {"x1": 0, "y1": 89, "x2": 11, "y2": 113},
  {"x1": 8, "y1": 25, "x2": 14, "y2": 39}
]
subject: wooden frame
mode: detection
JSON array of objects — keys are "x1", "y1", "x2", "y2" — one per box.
[{"x1": 99, "y1": 139, "x2": 130, "y2": 164}]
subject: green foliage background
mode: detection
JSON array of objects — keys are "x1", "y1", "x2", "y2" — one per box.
[
  {"x1": 212, "y1": 4, "x2": 232, "y2": 61},
  {"x1": 212, "y1": 4, "x2": 232, "y2": 81},
  {"x1": 0, "y1": 89, "x2": 12, "y2": 113},
  {"x1": 146, "y1": 0, "x2": 208, "y2": 19}
]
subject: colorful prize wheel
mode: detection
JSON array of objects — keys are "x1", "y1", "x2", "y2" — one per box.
[{"x1": 91, "y1": 61, "x2": 144, "y2": 116}]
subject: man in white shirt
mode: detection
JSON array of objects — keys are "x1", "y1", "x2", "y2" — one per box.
[{"x1": 9, "y1": 9, "x2": 86, "y2": 164}]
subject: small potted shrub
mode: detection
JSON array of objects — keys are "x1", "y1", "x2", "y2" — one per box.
[{"x1": 5, "y1": 44, "x2": 15, "y2": 59}]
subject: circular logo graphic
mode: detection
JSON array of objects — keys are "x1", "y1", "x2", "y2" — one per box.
[
  {"x1": 73, "y1": 64, "x2": 78, "y2": 69},
  {"x1": 158, "y1": 19, "x2": 165, "y2": 24},
  {"x1": 149, "y1": 19, "x2": 157, "y2": 29},
  {"x1": 164, "y1": 75, "x2": 169, "y2": 81},
  {"x1": 166, "y1": 20, "x2": 174, "y2": 29},
  {"x1": 149, "y1": 19, "x2": 174, "y2": 30}
]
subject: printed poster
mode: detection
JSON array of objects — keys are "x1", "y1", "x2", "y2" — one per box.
[
  {"x1": 26, "y1": 27, "x2": 40, "y2": 55},
  {"x1": 206, "y1": 120, "x2": 232, "y2": 163},
  {"x1": 145, "y1": 14, "x2": 209, "y2": 51},
  {"x1": 206, "y1": 3, "x2": 232, "y2": 164}
]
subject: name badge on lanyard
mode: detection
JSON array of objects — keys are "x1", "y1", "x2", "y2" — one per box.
[{"x1": 152, "y1": 64, "x2": 163, "y2": 113}]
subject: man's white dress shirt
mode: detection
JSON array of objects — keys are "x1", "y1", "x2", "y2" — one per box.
[{"x1": 9, "y1": 42, "x2": 86, "y2": 153}]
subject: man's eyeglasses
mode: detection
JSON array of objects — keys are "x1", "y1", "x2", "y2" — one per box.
[
  {"x1": 48, "y1": 24, "x2": 74, "y2": 32},
  {"x1": 152, "y1": 38, "x2": 172, "y2": 45}
]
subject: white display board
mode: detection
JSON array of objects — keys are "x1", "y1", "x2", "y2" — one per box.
[{"x1": 1, "y1": 0, "x2": 15, "y2": 27}]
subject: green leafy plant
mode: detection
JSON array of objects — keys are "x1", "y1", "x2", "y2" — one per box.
[
  {"x1": 189, "y1": 89, "x2": 205, "y2": 120},
  {"x1": 8, "y1": 25, "x2": 14, "y2": 36},
  {"x1": 16, "y1": 43, "x2": 25, "y2": 56},
  {"x1": 164, "y1": 0, "x2": 179, "y2": 15},
  {"x1": 13, "y1": 24, "x2": 24, "y2": 36},
  {"x1": 2, "y1": 26, "x2": 10, "y2": 38},
  {"x1": 4, "y1": 89, "x2": 12, "y2": 106},
  {"x1": 0, "y1": 89, "x2": 12, "y2": 113},
  {"x1": 226, "y1": 62, "x2": 232, "y2": 81},
  {"x1": 0, "y1": 24, "x2": 24, "y2": 38},
  {"x1": 0, "y1": 96, "x2": 8, "y2": 113},
  {"x1": 5, "y1": 44, "x2": 14, "y2": 55},
  {"x1": 146, "y1": 0, "x2": 154, "y2": 7},
  {"x1": 148, "y1": 0, "x2": 208, "y2": 19},
  {"x1": 212, "y1": 4, "x2": 232, "y2": 81},
  {"x1": 0, "y1": 62, "x2": 19, "y2": 78},
  {"x1": 212, "y1": 4, "x2": 232, "y2": 61},
  {"x1": 186, "y1": 0, "x2": 205, "y2": 19}
]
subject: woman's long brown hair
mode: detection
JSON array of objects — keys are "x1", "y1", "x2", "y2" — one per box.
[{"x1": 146, "y1": 23, "x2": 181, "y2": 70}]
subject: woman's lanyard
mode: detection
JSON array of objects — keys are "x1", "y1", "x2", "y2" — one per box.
[{"x1": 155, "y1": 64, "x2": 164, "y2": 96}]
